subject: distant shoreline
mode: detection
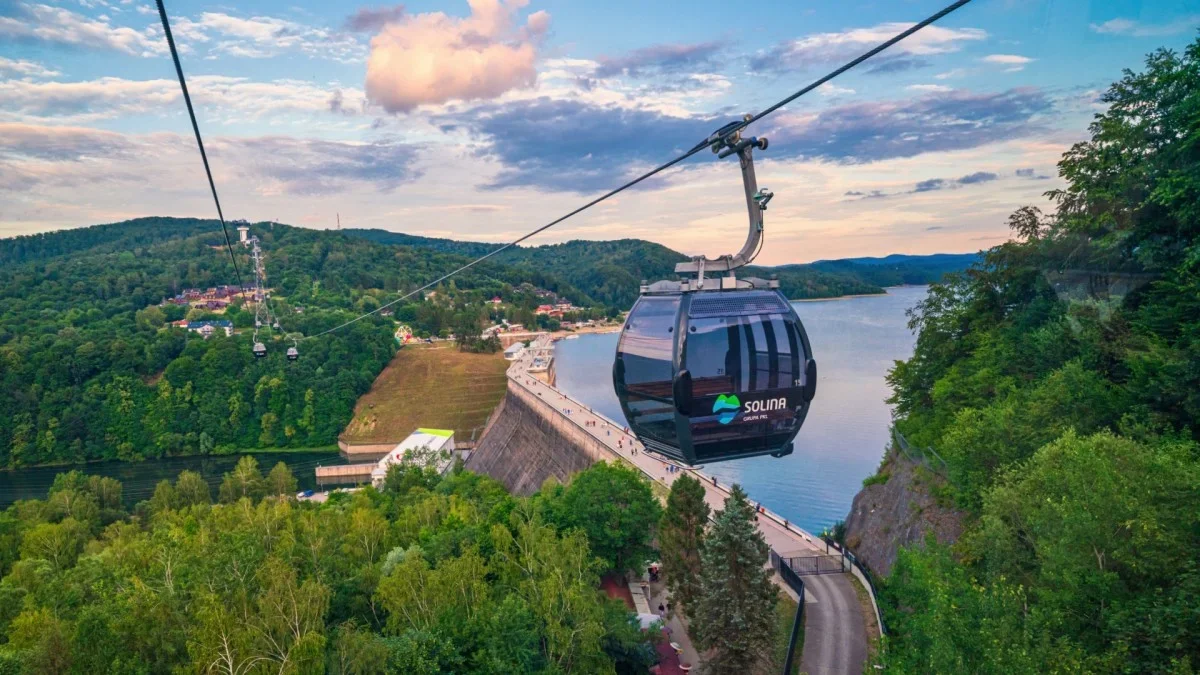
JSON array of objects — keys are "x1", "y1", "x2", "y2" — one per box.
[
  {"x1": 791, "y1": 284, "x2": 926, "y2": 303},
  {"x1": 0, "y1": 445, "x2": 340, "y2": 473}
]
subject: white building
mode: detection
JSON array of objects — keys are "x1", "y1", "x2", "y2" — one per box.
[
  {"x1": 504, "y1": 342, "x2": 526, "y2": 360},
  {"x1": 370, "y1": 428, "x2": 456, "y2": 487}
]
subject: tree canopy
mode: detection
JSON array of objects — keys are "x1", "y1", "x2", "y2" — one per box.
[
  {"x1": 878, "y1": 37, "x2": 1200, "y2": 673},
  {"x1": 0, "y1": 462, "x2": 658, "y2": 673}
]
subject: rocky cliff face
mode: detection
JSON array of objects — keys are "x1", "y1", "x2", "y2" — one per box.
[{"x1": 843, "y1": 446, "x2": 967, "y2": 577}]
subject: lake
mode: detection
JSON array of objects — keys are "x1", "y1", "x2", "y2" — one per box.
[
  {"x1": 553, "y1": 285, "x2": 927, "y2": 534},
  {"x1": 0, "y1": 451, "x2": 347, "y2": 507}
]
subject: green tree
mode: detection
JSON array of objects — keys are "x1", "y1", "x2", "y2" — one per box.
[
  {"x1": 552, "y1": 461, "x2": 661, "y2": 573},
  {"x1": 19, "y1": 518, "x2": 88, "y2": 570},
  {"x1": 692, "y1": 484, "x2": 778, "y2": 674},
  {"x1": 266, "y1": 462, "x2": 298, "y2": 498},
  {"x1": 218, "y1": 455, "x2": 265, "y2": 503},
  {"x1": 175, "y1": 470, "x2": 211, "y2": 506},
  {"x1": 147, "y1": 479, "x2": 180, "y2": 516},
  {"x1": 659, "y1": 473, "x2": 710, "y2": 615}
]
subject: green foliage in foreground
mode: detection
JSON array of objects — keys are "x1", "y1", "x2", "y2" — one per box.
[
  {"x1": 878, "y1": 38, "x2": 1200, "y2": 673},
  {"x1": 692, "y1": 484, "x2": 779, "y2": 674},
  {"x1": 538, "y1": 461, "x2": 662, "y2": 573},
  {"x1": 659, "y1": 474, "x2": 709, "y2": 614},
  {"x1": 0, "y1": 462, "x2": 658, "y2": 674}
]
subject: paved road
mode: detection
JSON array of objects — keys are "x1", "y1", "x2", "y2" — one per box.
[{"x1": 509, "y1": 343, "x2": 869, "y2": 675}]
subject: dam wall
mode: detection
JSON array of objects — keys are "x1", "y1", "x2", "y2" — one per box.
[{"x1": 466, "y1": 381, "x2": 610, "y2": 495}]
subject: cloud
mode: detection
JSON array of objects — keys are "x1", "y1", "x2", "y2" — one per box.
[
  {"x1": 750, "y1": 22, "x2": 985, "y2": 73},
  {"x1": 343, "y1": 5, "x2": 406, "y2": 32},
  {"x1": 0, "y1": 2, "x2": 164, "y2": 56},
  {"x1": 0, "y1": 56, "x2": 60, "y2": 78},
  {"x1": 0, "y1": 121, "x2": 133, "y2": 161},
  {"x1": 1015, "y1": 167, "x2": 1050, "y2": 180},
  {"x1": 0, "y1": 122, "x2": 421, "y2": 196},
  {"x1": 442, "y1": 97, "x2": 712, "y2": 192},
  {"x1": 443, "y1": 86, "x2": 1050, "y2": 194},
  {"x1": 218, "y1": 137, "x2": 421, "y2": 195},
  {"x1": 594, "y1": 41, "x2": 724, "y2": 78},
  {"x1": 175, "y1": 12, "x2": 365, "y2": 61},
  {"x1": 848, "y1": 169, "x2": 1002, "y2": 199},
  {"x1": 365, "y1": 0, "x2": 550, "y2": 113},
  {"x1": 764, "y1": 87, "x2": 1053, "y2": 164},
  {"x1": 0, "y1": 76, "x2": 368, "y2": 124},
  {"x1": 957, "y1": 171, "x2": 998, "y2": 184},
  {"x1": 913, "y1": 171, "x2": 997, "y2": 192},
  {"x1": 906, "y1": 84, "x2": 951, "y2": 93},
  {"x1": 863, "y1": 56, "x2": 930, "y2": 75},
  {"x1": 1089, "y1": 15, "x2": 1200, "y2": 37},
  {"x1": 983, "y1": 54, "x2": 1034, "y2": 71},
  {"x1": 819, "y1": 83, "x2": 855, "y2": 97}
]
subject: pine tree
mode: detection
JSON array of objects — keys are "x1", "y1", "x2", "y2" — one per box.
[
  {"x1": 692, "y1": 484, "x2": 779, "y2": 673},
  {"x1": 659, "y1": 474, "x2": 709, "y2": 614}
]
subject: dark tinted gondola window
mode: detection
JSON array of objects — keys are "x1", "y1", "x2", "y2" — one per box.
[
  {"x1": 741, "y1": 315, "x2": 774, "y2": 391},
  {"x1": 770, "y1": 314, "x2": 799, "y2": 388},
  {"x1": 620, "y1": 296, "x2": 678, "y2": 390},
  {"x1": 684, "y1": 317, "x2": 737, "y2": 396},
  {"x1": 618, "y1": 296, "x2": 680, "y2": 442}
]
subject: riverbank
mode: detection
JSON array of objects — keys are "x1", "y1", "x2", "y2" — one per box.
[
  {"x1": 0, "y1": 449, "x2": 348, "y2": 508},
  {"x1": 0, "y1": 444, "x2": 340, "y2": 473}
]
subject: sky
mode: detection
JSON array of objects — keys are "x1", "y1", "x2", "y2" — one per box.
[{"x1": 1, "y1": 0, "x2": 1197, "y2": 263}]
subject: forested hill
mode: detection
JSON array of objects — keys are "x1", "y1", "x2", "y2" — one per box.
[
  {"x1": 344, "y1": 228, "x2": 978, "y2": 307},
  {"x1": 807, "y1": 252, "x2": 980, "y2": 288},
  {"x1": 875, "y1": 40, "x2": 1200, "y2": 673},
  {"x1": 0, "y1": 218, "x2": 585, "y2": 468}
]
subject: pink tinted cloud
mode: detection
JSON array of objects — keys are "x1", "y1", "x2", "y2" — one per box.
[{"x1": 365, "y1": 0, "x2": 549, "y2": 113}]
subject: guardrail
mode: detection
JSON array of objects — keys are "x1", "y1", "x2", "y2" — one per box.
[
  {"x1": 769, "y1": 550, "x2": 807, "y2": 675},
  {"x1": 892, "y1": 427, "x2": 951, "y2": 481}
]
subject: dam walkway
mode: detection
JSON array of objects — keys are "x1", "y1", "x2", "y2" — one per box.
[{"x1": 499, "y1": 335, "x2": 870, "y2": 675}]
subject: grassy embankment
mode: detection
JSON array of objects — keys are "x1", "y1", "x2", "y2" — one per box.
[{"x1": 341, "y1": 343, "x2": 510, "y2": 444}]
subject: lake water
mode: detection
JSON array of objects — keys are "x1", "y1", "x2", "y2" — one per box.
[
  {"x1": 553, "y1": 285, "x2": 927, "y2": 534},
  {"x1": 0, "y1": 451, "x2": 347, "y2": 508}
]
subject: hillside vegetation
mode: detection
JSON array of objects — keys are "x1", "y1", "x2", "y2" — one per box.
[
  {"x1": 0, "y1": 219, "x2": 575, "y2": 468},
  {"x1": 877, "y1": 40, "x2": 1200, "y2": 673},
  {"x1": 345, "y1": 229, "x2": 974, "y2": 307}
]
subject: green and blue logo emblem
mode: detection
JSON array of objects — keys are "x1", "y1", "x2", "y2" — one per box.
[{"x1": 713, "y1": 394, "x2": 740, "y2": 424}]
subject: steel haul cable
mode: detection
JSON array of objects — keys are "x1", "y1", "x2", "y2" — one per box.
[
  {"x1": 154, "y1": 0, "x2": 972, "y2": 340},
  {"x1": 155, "y1": 0, "x2": 245, "y2": 292}
]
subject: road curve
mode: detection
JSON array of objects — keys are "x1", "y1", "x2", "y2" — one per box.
[{"x1": 801, "y1": 573, "x2": 869, "y2": 675}]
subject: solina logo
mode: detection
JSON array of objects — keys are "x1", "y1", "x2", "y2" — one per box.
[{"x1": 713, "y1": 394, "x2": 740, "y2": 424}]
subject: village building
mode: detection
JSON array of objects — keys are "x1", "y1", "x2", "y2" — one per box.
[
  {"x1": 370, "y1": 429, "x2": 457, "y2": 487},
  {"x1": 179, "y1": 319, "x2": 233, "y2": 338}
]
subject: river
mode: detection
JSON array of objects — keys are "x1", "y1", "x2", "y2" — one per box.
[
  {"x1": 0, "y1": 451, "x2": 347, "y2": 507},
  {"x1": 553, "y1": 285, "x2": 927, "y2": 534}
]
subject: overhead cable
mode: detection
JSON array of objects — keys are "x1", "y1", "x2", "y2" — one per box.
[
  {"x1": 155, "y1": 0, "x2": 245, "y2": 291},
  {"x1": 304, "y1": 0, "x2": 974, "y2": 340},
  {"x1": 152, "y1": 0, "x2": 972, "y2": 340}
]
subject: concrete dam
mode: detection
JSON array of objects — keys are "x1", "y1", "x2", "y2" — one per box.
[{"x1": 467, "y1": 381, "x2": 611, "y2": 494}]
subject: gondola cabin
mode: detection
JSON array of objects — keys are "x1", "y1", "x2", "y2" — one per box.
[
  {"x1": 252, "y1": 342, "x2": 267, "y2": 358},
  {"x1": 613, "y1": 283, "x2": 816, "y2": 465}
]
